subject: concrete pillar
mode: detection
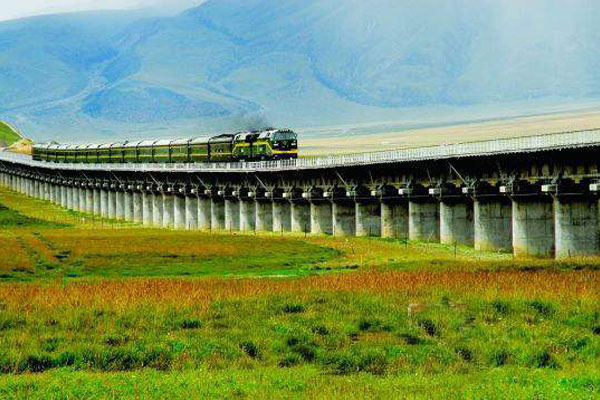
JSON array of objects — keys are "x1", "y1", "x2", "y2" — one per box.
[
  {"x1": 356, "y1": 202, "x2": 381, "y2": 237},
  {"x1": 291, "y1": 202, "x2": 311, "y2": 233},
  {"x1": 152, "y1": 193, "x2": 163, "y2": 227},
  {"x1": 409, "y1": 201, "x2": 440, "y2": 242},
  {"x1": 123, "y1": 192, "x2": 133, "y2": 221},
  {"x1": 255, "y1": 200, "x2": 273, "y2": 231},
  {"x1": 78, "y1": 188, "x2": 86, "y2": 212},
  {"x1": 86, "y1": 188, "x2": 94, "y2": 214},
  {"x1": 224, "y1": 198, "x2": 240, "y2": 231},
  {"x1": 174, "y1": 195, "x2": 186, "y2": 229},
  {"x1": 70, "y1": 187, "x2": 77, "y2": 210},
  {"x1": 555, "y1": 199, "x2": 599, "y2": 258},
  {"x1": 474, "y1": 199, "x2": 512, "y2": 252},
  {"x1": 108, "y1": 191, "x2": 117, "y2": 219},
  {"x1": 142, "y1": 192, "x2": 153, "y2": 226},
  {"x1": 310, "y1": 201, "x2": 333, "y2": 235},
  {"x1": 162, "y1": 193, "x2": 174, "y2": 228},
  {"x1": 93, "y1": 188, "x2": 101, "y2": 216},
  {"x1": 198, "y1": 197, "x2": 212, "y2": 230},
  {"x1": 115, "y1": 191, "x2": 125, "y2": 220},
  {"x1": 332, "y1": 201, "x2": 355, "y2": 236},
  {"x1": 512, "y1": 198, "x2": 554, "y2": 258},
  {"x1": 239, "y1": 200, "x2": 256, "y2": 231},
  {"x1": 133, "y1": 192, "x2": 143, "y2": 223},
  {"x1": 381, "y1": 202, "x2": 409, "y2": 239},
  {"x1": 440, "y1": 200, "x2": 474, "y2": 246},
  {"x1": 100, "y1": 189, "x2": 109, "y2": 218},
  {"x1": 61, "y1": 186, "x2": 68, "y2": 208},
  {"x1": 211, "y1": 198, "x2": 225, "y2": 230},
  {"x1": 185, "y1": 196, "x2": 199, "y2": 229},
  {"x1": 273, "y1": 201, "x2": 291, "y2": 233},
  {"x1": 71, "y1": 187, "x2": 79, "y2": 211}
]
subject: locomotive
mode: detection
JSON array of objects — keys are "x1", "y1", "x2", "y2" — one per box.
[{"x1": 32, "y1": 128, "x2": 298, "y2": 164}]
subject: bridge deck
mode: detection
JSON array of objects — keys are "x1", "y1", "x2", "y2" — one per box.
[{"x1": 1, "y1": 129, "x2": 600, "y2": 173}]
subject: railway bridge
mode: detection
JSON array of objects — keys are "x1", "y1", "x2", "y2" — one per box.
[{"x1": 2, "y1": 129, "x2": 600, "y2": 259}]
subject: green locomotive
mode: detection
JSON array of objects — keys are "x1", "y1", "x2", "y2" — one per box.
[{"x1": 32, "y1": 128, "x2": 298, "y2": 164}]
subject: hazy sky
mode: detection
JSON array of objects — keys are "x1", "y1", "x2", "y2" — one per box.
[{"x1": 0, "y1": 0, "x2": 204, "y2": 21}]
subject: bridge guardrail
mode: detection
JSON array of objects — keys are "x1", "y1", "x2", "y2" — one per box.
[{"x1": 2, "y1": 128, "x2": 600, "y2": 173}]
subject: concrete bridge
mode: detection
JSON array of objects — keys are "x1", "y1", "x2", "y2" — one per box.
[{"x1": 2, "y1": 129, "x2": 600, "y2": 259}]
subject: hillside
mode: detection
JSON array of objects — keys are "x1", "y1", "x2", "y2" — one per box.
[
  {"x1": 2, "y1": 0, "x2": 600, "y2": 142},
  {"x1": 0, "y1": 121, "x2": 21, "y2": 146}
]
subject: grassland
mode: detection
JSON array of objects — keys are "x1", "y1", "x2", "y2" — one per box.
[
  {"x1": 0, "y1": 121, "x2": 20, "y2": 147},
  {"x1": 0, "y1": 188, "x2": 599, "y2": 398}
]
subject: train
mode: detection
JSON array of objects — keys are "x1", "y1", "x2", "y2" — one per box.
[{"x1": 32, "y1": 128, "x2": 298, "y2": 164}]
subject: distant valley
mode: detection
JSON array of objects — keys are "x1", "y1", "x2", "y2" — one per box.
[{"x1": 2, "y1": 0, "x2": 600, "y2": 142}]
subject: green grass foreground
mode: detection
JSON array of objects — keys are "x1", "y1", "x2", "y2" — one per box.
[{"x1": 0, "y1": 188, "x2": 599, "y2": 398}]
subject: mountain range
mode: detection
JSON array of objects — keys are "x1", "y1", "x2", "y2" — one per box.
[{"x1": 1, "y1": 0, "x2": 600, "y2": 142}]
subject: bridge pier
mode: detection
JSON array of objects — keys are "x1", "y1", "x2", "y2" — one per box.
[
  {"x1": 356, "y1": 201, "x2": 381, "y2": 237},
  {"x1": 273, "y1": 200, "x2": 291, "y2": 233},
  {"x1": 198, "y1": 197, "x2": 211, "y2": 230},
  {"x1": 224, "y1": 198, "x2": 239, "y2": 231},
  {"x1": 512, "y1": 198, "x2": 554, "y2": 258},
  {"x1": 211, "y1": 197, "x2": 225, "y2": 230},
  {"x1": 62, "y1": 185, "x2": 69, "y2": 208},
  {"x1": 332, "y1": 201, "x2": 355, "y2": 237},
  {"x1": 409, "y1": 200, "x2": 440, "y2": 242},
  {"x1": 185, "y1": 195, "x2": 199, "y2": 229},
  {"x1": 142, "y1": 192, "x2": 153, "y2": 226},
  {"x1": 72, "y1": 186, "x2": 79, "y2": 211},
  {"x1": 310, "y1": 201, "x2": 332, "y2": 235},
  {"x1": 152, "y1": 193, "x2": 163, "y2": 227},
  {"x1": 174, "y1": 194, "x2": 186, "y2": 229},
  {"x1": 70, "y1": 186, "x2": 77, "y2": 211},
  {"x1": 133, "y1": 191, "x2": 143, "y2": 224},
  {"x1": 100, "y1": 189, "x2": 109, "y2": 218},
  {"x1": 108, "y1": 190, "x2": 117, "y2": 219},
  {"x1": 474, "y1": 198, "x2": 512, "y2": 252},
  {"x1": 115, "y1": 190, "x2": 124, "y2": 220},
  {"x1": 92, "y1": 188, "x2": 101, "y2": 216},
  {"x1": 255, "y1": 200, "x2": 273, "y2": 232},
  {"x1": 440, "y1": 200, "x2": 474, "y2": 246},
  {"x1": 162, "y1": 193, "x2": 174, "y2": 228},
  {"x1": 554, "y1": 198, "x2": 599, "y2": 258},
  {"x1": 85, "y1": 187, "x2": 93, "y2": 214},
  {"x1": 78, "y1": 187, "x2": 85, "y2": 212},
  {"x1": 123, "y1": 191, "x2": 133, "y2": 221},
  {"x1": 381, "y1": 201, "x2": 409, "y2": 239},
  {"x1": 239, "y1": 199, "x2": 255, "y2": 231},
  {"x1": 291, "y1": 201, "x2": 310, "y2": 233}
]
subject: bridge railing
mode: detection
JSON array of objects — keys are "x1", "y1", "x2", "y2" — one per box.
[{"x1": 2, "y1": 128, "x2": 600, "y2": 172}]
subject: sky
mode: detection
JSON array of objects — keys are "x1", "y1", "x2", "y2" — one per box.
[{"x1": 0, "y1": 0, "x2": 204, "y2": 21}]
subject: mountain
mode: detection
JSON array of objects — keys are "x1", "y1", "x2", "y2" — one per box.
[{"x1": 1, "y1": 0, "x2": 600, "y2": 142}]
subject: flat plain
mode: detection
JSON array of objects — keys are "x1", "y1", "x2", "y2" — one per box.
[
  {"x1": 0, "y1": 187, "x2": 599, "y2": 398},
  {"x1": 301, "y1": 107, "x2": 600, "y2": 156}
]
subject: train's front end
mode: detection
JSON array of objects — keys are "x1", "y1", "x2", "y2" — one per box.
[{"x1": 270, "y1": 129, "x2": 298, "y2": 159}]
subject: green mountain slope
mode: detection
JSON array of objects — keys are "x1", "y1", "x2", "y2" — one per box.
[{"x1": 0, "y1": 122, "x2": 21, "y2": 146}]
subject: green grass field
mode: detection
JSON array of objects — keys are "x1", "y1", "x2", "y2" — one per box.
[
  {"x1": 0, "y1": 188, "x2": 599, "y2": 398},
  {"x1": 0, "y1": 122, "x2": 20, "y2": 146}
]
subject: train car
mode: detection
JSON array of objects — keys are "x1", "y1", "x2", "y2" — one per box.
[{"x1": 32, "y1": 128, "x2": 298, "y2": 164}]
